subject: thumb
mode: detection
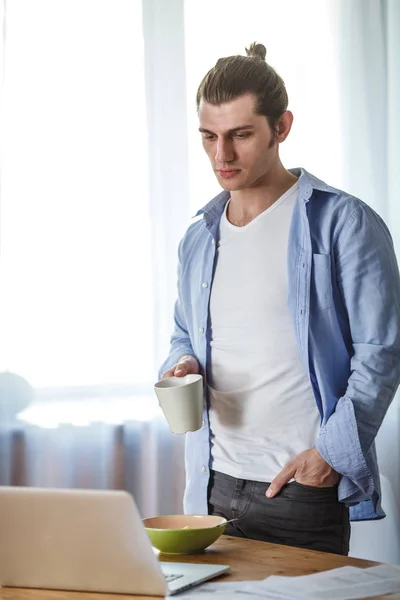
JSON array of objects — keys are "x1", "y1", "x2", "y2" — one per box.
[
  {"x1": 266, "y1": 464, "x2": 295, "y2": 498},
  {"x1": 174, "y1": 362, "x2": 188, "y2": 376}
]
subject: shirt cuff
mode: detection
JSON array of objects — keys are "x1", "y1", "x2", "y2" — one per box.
[{"x1": 315, "y1": 396, "x2": 374, "y2": 497}]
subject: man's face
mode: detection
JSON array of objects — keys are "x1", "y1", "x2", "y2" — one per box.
[{"x1": 198, "y1": 93, "x2": 279, "y2": 192}]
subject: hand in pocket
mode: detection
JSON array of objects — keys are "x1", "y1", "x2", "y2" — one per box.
[{"x1": 266, "y1": 447, "x2": 339, "y2": 498}]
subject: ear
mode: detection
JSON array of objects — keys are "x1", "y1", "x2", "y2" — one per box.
[{"x1": 276, "y1": 110, "x2": 294, "y2": 143}]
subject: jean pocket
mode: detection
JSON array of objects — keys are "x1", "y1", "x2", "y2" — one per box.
[
  {"x1": 312, "y1": 253, "x2": 333, "y2": 311},
  {"x1": 293, "y1": 481, "x2": 338, "y2": 491},
  {"x1": 282, "y1": 481, "x2": 339, "y2": 504}
]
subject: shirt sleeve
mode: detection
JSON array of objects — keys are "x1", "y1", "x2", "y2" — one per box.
[
  {"x1": 315, "y1": 202, "x2": 400, "y2": 495},
  {"x1": 158, "y1": 237, "x2": 196, "y2": 379}
]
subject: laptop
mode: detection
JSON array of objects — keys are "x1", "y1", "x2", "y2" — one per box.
[{"x1": 0, "y1": 486, "x2": 230, "y2": 596}]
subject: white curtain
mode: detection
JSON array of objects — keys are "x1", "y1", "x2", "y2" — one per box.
[
  {"x1": 333, "y1": 0, "x2": 400, "y2": 563},
  {"x1": 0, "y1": 0, "x2": 186, "y2": 519},
  {"x1": 0, "y1": 0, "x2": 399, "y2": 561}
]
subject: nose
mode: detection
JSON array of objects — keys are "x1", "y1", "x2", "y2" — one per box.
[{"x1": 215, "y1": 138, "x2": 235, "y2": 164}]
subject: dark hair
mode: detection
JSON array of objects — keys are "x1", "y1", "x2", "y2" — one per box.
[{"x1": 196, "y1": 42, "x2": 288, "y2": 132}]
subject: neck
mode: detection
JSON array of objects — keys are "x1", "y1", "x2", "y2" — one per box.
[{"x1": 227, "y1": 162, "x2": 298, "y2": 227}]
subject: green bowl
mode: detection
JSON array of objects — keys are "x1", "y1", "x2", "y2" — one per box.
[{"x1": 142, "y1": 514, "x2": 227, "y2": 555}]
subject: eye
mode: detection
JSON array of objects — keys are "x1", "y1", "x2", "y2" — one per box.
[
  {"x1": 233, "y1": 132, "x2": 251, "y2": 139},
  {"x1": 202, "y1": 133, "x2": 217, "y2": 141}
]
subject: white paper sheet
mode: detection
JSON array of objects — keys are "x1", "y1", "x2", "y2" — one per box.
[{"x1": 180, "y1": 563, "x2": 400, "y2": 600}]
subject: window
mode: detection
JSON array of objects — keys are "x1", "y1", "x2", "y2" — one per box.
[{"x1": 0, "y1": 0, "x2": 153, "y2": 392}]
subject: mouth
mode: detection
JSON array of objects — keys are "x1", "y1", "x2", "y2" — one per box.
[{"x1": 217, "y1": 169, "x2": 241, "y2": 179}]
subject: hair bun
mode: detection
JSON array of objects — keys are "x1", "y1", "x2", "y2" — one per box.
[{"x1": 245, "y1": 42, "x2": 267, "y2": 61}]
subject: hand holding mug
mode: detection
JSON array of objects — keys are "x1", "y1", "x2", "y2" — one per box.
[{"x1": 161, "y1": 355, "x2": 200, "y2": 379}]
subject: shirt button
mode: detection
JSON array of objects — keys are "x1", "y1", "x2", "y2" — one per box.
[
  {"x1": 202, "y1": 420, "x2": 206, "y2": 427},
  {"x1": 202, "y1": 282, "x2": 208, "y2": 288},
  {"x1": 201, "y1": 465, "x2": 207, "y2": 472},
  {"x1": 199, "y1": 327, "x2": 204, "y2": 334},
  {"x1": 211, "y1": 239, "x2": 215, "y2": 245}
]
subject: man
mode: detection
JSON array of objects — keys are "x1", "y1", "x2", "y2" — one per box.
[{"x1": 159, "y1": 42, "x2": 400, "y2": 555}]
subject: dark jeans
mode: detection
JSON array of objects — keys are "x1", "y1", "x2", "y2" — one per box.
[{"x1": 208, "y1": 470, "x2": 350, "y2": 555}]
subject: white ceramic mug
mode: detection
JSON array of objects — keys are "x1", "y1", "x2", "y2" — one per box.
[{"x1": 154, "y1": 374, "x2": 203, "y2": 434}]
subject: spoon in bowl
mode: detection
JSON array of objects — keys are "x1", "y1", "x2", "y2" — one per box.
[{"x1": 216, "y1": 517, "x2": 239, "y2": 527}]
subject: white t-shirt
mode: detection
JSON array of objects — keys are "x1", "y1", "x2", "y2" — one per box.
[{"x1": 208, "y1": 182, "x2": 320, "y2": 482}]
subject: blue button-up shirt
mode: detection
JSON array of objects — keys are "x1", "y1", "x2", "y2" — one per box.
[{"x1": 160, "y1": 168, "x2": 400, "y2": 521}]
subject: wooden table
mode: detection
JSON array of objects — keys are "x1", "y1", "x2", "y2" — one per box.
[{"x1": 1, "y1": 535, "x2": 399, "y2": 600}]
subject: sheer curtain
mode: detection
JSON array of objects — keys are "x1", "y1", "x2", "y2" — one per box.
[
  {"x1": 0, "y1": 0, "x2": 186, "y2": 518},
  {"x1": 333, "y1": 0, "x2": 400, "y2": 563}
]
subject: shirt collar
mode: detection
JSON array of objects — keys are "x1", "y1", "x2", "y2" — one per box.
[{"x1": 194, "y1": 168, "x2": 339, "y2": 223}]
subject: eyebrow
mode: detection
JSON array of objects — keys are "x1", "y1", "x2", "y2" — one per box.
[{"x1": 198, "y1": 125, "x2": 255, "y2": 135}]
